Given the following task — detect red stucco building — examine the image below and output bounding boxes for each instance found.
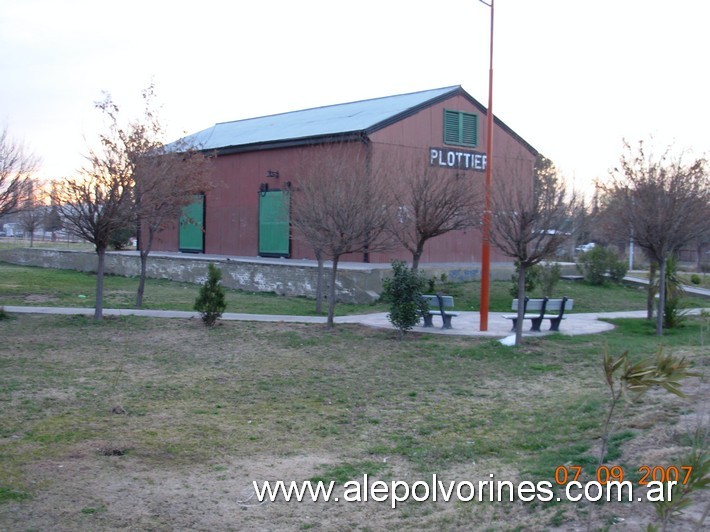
[152,86,537,264]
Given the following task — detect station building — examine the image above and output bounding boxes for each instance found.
[151,85,538,264]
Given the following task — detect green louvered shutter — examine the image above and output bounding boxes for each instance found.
[443,110,459,144]
[461,113,478,146]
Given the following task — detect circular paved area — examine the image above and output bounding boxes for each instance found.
[4,306,688,339]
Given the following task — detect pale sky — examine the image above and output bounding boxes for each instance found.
[1,0,708,193]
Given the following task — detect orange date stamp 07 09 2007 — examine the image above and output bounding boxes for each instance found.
[553,465,694,487]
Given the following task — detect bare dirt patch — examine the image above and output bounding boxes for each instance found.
[23,294,59,304]
[0,315,707,530]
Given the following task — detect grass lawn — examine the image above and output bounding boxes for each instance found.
[438,275,710,313]
[0,310,708,530]
[0,262,385,316]
[630,269,710,290]
[0,239,95,252]
[2,262,708,317]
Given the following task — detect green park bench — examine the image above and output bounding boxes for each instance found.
[421,293,457,329]
[504,296,573,332]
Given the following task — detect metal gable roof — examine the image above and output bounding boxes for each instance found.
[177,85,462,152]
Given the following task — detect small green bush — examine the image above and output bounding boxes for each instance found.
[608,258,628,284]
[509,262,540,297]
[194,264,227,327]
[690,273,701,285]
[381,261,427,339]
[109,225,136,251]
[576,246,627,285]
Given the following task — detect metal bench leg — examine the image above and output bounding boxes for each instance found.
[549,318,561,331]
[530,318,543,332]
[422,314,434,327]
[442,314,453,329]
[510,318,517,331]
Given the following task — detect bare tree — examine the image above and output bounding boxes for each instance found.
[18,179,45,247]
[134,149,212,306]
[387,159,483,271]
[291,144,393,328]
[489,154,581,345]
[691,228,710,272]
[599,140,710,335]
[43,184,64,241]
[74,86,212,307]
[52,100,135,320]
[0,126,39,217]
[125,86,213,307]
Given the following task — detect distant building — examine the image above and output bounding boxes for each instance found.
[151,86,537,264]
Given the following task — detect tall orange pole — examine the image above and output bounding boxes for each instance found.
[479,0,494,331]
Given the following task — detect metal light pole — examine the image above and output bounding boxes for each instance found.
[479,0,494,331]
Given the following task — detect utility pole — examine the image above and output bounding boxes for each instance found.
[479,0,494,331]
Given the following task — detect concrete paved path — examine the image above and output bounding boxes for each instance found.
[6,305,705,339]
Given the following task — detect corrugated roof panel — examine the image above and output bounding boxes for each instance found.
[178,86,461,151]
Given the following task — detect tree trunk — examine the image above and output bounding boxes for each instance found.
[646,262,657,320]
[698,242,706,272]
[94,246,106,320]
[29,231,34,247]
[315,251,324,314]
[411,242,425,272]
[136,227,154,308]
[656,257,667,336]
[326,256,340,329]
[515,263,527,345]
[137,250,148,308]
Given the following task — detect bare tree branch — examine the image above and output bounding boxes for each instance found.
[52,94,136,320]
[17,179,45,247]
[129,85,214,306]
[0,126,39,217]
[489,154,582,344]
[291,144,394,327]
[598,140,710,335]
[387,158,483,270]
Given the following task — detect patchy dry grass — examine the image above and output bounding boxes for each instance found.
[0,315,707,530]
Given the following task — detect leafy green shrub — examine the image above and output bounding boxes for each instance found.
[109,225,135,251]
[381,260,427,339]
[426,276,436,293]
[690,274,701,285]
[608,258,629,283]
[509,261,540,297]
[425,273,449,293]
[576,246,627,285]
[538,262,561,297]
[194,264,227,327]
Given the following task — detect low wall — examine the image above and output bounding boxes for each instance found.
[0,248,392,304]
[0,248,537,304]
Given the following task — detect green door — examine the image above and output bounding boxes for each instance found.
[258,190,290,257]
[179,194,205,253]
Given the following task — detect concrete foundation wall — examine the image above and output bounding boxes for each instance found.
[0,248,542,304]
[0,248,389,304]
